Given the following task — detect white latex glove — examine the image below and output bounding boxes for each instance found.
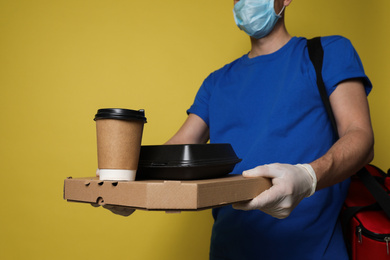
[93,169,135,217]
[233,163,317,219]
[102,205,135,216]
[91,203,135,216]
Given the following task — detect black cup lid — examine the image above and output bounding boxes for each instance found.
[94,108,147,122]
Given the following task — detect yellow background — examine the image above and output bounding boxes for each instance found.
[1,0,389,259]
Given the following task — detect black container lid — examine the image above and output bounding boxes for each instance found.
[138,144,241,166]
[94,108,147,122]
[137,144,242,180]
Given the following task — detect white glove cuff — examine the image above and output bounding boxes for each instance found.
[297,164,317,197]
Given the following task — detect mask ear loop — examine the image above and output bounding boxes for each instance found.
[277,5,286,17]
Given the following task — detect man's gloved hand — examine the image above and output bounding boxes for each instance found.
[94,204,135,216]
[92,169,135,217]
[233,163,317,219]
[91,203,135,216]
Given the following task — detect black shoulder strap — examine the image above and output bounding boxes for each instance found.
[306,37,339,137]
[307,37,390,219]
[357,166,390,218]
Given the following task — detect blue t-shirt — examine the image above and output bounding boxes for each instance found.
[187,36,372,260]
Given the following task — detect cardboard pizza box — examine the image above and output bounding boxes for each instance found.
[64,174,271,211]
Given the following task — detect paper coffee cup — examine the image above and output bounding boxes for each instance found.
[94,108,147,181]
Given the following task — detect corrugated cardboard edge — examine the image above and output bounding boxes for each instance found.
[64,175,271,211]
[196,176,270,208]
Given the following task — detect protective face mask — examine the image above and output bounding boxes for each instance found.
[233,0,285,39]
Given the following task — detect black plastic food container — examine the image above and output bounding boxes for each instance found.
[137,144,242,180]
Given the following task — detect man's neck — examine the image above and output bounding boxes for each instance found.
[248,21,292,58]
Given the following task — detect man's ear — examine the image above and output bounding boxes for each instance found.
[284,0,293,7]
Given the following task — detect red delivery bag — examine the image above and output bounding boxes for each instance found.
[341,164,390,260]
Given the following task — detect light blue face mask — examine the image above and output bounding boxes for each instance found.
[233,0,285,39]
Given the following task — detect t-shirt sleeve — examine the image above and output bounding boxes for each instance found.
[321,36,372,96]
[186,73,214,126]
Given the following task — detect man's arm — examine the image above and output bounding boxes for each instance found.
[311,79,374,190]
[166,113,210,144]
[233,79,374,219]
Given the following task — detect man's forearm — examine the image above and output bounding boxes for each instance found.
[165,114,209,145]
[310,126,374,191]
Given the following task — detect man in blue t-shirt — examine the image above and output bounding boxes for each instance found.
[166,0,374,259]
[99,0,374,258]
